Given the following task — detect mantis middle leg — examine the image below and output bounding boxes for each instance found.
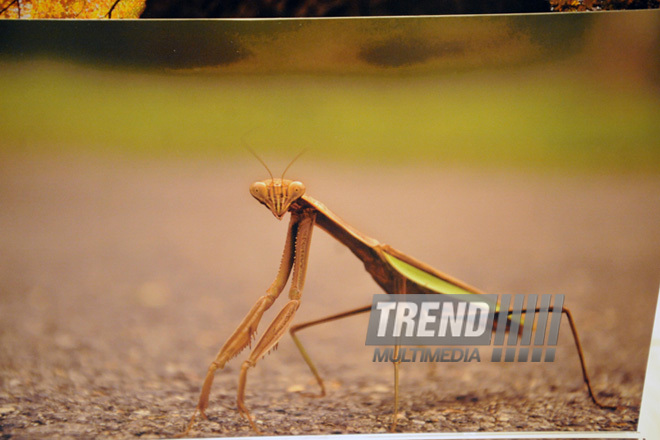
[289,304,373,397]
[289,278,408,432]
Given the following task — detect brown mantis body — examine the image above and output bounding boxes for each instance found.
[183,174,615,436]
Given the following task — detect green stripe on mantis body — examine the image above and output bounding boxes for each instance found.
[382,251,479,297]
[382,250,524,326]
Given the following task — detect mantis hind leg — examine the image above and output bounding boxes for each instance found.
[557,306,616,410]
[506,305,617,410]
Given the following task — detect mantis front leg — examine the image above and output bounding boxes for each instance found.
[184,209,314,434]
[236,208,316,432]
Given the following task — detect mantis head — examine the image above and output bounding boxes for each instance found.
[250,179,306,219]
[247,149,308,219]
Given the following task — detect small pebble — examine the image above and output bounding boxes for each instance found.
[0,405,17,415]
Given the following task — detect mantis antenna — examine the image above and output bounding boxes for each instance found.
[246,147,307,181]
[245,147,274,181]
[281,149,307,180]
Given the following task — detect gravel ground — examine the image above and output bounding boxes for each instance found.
[0,154,658,439]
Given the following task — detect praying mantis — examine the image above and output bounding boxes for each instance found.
[183,156,616,436]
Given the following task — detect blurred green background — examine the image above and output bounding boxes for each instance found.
[0,12,659,172]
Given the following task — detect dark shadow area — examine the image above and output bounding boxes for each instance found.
[0,21,250,69]
[140,0,551,18]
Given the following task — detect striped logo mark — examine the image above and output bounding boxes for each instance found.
[490,294,564,363]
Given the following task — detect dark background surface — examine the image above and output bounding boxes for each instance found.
[140,0,551,18]
[139,0,658,17]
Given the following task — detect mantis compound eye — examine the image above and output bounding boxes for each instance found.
[288,181,305,198]
[250,182,269,200]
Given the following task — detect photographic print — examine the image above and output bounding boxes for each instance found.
[0,11,659,438]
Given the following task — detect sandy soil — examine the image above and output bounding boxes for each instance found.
[0,154,658,439]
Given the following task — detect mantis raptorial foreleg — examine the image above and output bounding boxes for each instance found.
[184,211,305,435]
[235,209,316,432]
[237,300,301,433]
